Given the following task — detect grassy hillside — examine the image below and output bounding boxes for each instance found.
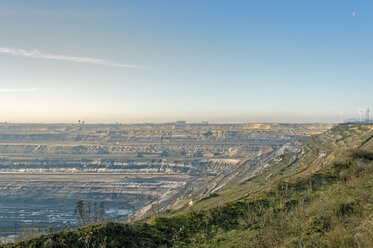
[3,124,373,248]
[170,124,373,214]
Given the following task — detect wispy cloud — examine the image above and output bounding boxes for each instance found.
[0,88,41,92]
[0,47,146,69]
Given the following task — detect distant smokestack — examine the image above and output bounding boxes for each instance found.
[359,108,364,122]
[367,108,370,123]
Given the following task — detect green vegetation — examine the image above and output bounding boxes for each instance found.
[74,201,106,227]
[3,124,373,248]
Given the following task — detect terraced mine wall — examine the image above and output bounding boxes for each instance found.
[0,123,332,238]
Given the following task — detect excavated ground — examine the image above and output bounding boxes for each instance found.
[0,123,331,237]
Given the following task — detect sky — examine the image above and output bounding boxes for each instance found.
[0,0,372,123]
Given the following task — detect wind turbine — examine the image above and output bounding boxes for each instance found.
[359,108,364,122]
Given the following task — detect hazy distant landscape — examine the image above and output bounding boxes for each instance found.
[0,122,331,238]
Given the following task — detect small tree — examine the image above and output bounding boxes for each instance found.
[99,202,105,223]
[47,225,53,234]
[93,202,98,223]
[74,200,86,226]
[87,202,92,225]
[74,200,106,227]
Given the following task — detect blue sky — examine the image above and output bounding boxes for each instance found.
[0,0,372,123]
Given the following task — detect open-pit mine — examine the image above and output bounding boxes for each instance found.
[0,122,332,238]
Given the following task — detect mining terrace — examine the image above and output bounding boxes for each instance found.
[0,122,332,236]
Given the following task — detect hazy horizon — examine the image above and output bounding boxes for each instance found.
[1,1,372,123]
